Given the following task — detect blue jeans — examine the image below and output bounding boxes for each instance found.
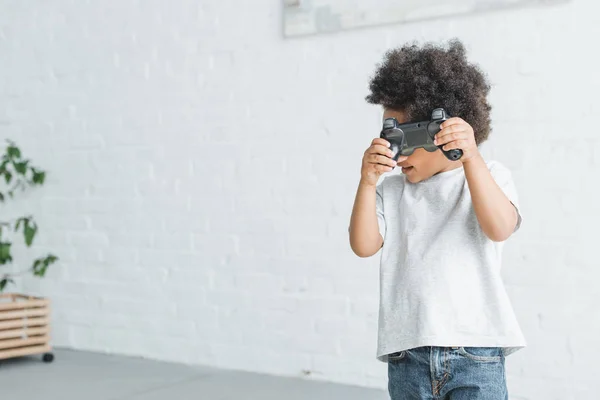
[387,346,508,400]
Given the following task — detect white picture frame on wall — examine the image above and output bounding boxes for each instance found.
[283,0,569,37]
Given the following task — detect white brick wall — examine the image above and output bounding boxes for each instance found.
[1,0,598,398]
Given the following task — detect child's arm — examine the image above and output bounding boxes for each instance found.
[463,155,519,241]
[434,118,519,242]
[349,138,401,257]
[349,182,383,257]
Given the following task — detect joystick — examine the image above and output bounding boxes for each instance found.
[380,108,463,162]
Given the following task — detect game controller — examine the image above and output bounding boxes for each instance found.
[380,108,463,162]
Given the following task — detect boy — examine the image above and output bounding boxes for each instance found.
[349,39,526,400]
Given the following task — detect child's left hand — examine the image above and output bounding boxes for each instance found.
[433,117,480,163]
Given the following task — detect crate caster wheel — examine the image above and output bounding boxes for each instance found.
[43,353,54,363]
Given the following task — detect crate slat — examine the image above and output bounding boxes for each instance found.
[0,335,50,350]
[0,308,49,321]
[0,293,44,301]
[0,299,49,312]
[0,326,50,340]
[0,317,49,331]
[0,344,51,360]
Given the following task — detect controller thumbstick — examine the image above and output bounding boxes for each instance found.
[448,149,463,160]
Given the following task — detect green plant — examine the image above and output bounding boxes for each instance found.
[0,140,58,292]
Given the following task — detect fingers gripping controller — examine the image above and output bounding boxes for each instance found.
[380,108,463,161]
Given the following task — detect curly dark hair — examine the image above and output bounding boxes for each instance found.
[365,39,492,145]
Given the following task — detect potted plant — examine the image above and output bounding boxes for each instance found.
[0,140,58,363]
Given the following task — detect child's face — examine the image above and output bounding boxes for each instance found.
[383,108,460,183]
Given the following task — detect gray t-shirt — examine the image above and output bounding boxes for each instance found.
[375,160,526,362]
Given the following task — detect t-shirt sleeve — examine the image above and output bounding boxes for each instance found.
[489,161,523,233]
[376,183,386,241]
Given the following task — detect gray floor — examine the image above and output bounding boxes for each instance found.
[0,349,389,400]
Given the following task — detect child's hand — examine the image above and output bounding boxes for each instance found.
[360,138,407,187]
[433,118,480,163]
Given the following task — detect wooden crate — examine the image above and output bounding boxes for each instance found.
[0,293,54,362]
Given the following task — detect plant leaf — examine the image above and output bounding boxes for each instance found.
[31,169,46,185]
[13,160,28,175]
[15,217,27,232]
[32,259,43,275]
[3,170,11,184]
[32,254,58,277]
[0,242,12,265]
[24,221,37,246]
[6,143,20,159]
[0,278,14,292]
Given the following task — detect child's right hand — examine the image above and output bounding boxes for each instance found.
[360,138,406,187]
